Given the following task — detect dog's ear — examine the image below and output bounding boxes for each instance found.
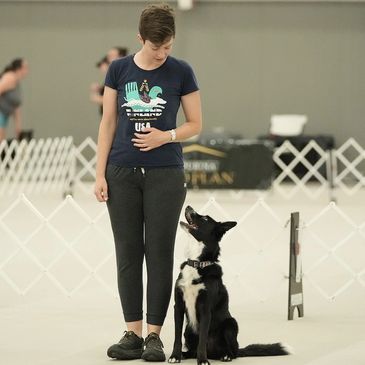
[216,221,237,236]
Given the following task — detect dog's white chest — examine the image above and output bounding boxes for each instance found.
[177,265,205,333]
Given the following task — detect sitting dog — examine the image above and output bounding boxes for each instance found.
[168,206,291,365]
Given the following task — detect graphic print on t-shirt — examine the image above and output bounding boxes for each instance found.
[121,80,166,132]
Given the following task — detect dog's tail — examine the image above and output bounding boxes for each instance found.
[238,343,292,357]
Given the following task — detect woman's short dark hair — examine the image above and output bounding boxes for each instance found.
[139,4,175,45]
[96,56,109,68]
[1,58,24,77]
[113,47,128,57]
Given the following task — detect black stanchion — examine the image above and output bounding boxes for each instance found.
[288,212,304,320]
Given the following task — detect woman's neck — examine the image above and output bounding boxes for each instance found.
[13,70,22,82]
[134,51,165,71]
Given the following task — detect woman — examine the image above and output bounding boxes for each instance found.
[0,58,29,142]
[94,3,202,362]
[90,56,109,116]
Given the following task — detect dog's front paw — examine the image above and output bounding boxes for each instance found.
[220,355,232,362]
[168,354,182,363]
[197,360,210,365]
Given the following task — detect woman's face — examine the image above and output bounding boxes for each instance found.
[140,37,174,65]
[107,48,120,63]
[19,61,29,79]
[99,62,109,74]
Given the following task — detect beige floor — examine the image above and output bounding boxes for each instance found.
[1,188,364,365]
[1,287,364,365]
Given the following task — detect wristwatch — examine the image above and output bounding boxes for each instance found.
[169,129,176,141]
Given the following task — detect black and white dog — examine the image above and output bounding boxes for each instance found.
[168,206,291,365]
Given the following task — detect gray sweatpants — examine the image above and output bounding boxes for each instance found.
[106,165,186,326]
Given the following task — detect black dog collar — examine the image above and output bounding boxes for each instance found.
[187,259,214,269]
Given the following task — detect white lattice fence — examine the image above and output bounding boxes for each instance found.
[333,138,365,195]
[0,194,114,297]
[71,137,97,195]
[1,137,365,200]
[1,195,364,303]
[303,202,365,300]
[272,140,331,199]
[68,137,365,200]
[0,137,74,196]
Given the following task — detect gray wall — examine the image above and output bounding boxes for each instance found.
[1,1,364,146]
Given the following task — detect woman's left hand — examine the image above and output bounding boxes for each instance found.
[132,127,171,151]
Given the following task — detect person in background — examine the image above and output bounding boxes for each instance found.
[107,46,128,63]
[90,56,109,116]
[0,58,29,142]
[90,48,128,115]
[94,3,202,362]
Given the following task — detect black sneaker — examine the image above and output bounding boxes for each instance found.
[107,330,144,360]
[141,332,166,362]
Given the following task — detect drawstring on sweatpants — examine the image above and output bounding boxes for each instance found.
[133,167,145,176]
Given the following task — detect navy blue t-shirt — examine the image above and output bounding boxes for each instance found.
[104,55,199,168]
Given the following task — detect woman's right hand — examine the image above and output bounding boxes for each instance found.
[94,176,109,202]
[90,82,100,92]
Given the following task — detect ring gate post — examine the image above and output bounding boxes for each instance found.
[327,148,337,203]
[288,212,304,320]
[63,143,76,198]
